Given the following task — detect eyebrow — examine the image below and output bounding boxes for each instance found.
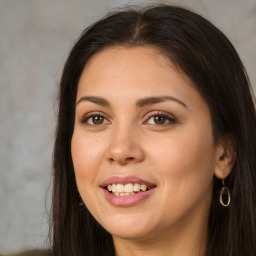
[76,96,110,107]
[135,96,187,108]
[76,95,187,108]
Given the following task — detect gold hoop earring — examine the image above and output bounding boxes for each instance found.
[219,179,231,207]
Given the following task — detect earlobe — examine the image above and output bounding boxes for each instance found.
[214,136,236,179]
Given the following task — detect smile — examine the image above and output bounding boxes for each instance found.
[101,176,156,206]
[106,183,152,196]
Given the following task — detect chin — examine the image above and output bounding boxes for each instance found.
[109,228,152,241]
[100,215,157,240]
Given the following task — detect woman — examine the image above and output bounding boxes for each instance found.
[49,4,256,256]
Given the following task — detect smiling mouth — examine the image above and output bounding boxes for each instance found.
[105,183,154,196]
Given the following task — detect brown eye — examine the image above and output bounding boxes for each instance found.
[146,112,177,126]
[153,116,166,125]
[82,114,110,126]
[91,116,104,125]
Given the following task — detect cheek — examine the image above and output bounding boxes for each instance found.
[153,123,215,168]
[146,129,215,226]
[71,132,104,194]
[71,132,112,222]
[149,127,216,199]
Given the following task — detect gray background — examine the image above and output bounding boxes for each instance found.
[0,0,255,254]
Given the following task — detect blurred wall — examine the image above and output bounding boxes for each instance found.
[0,0,255,254]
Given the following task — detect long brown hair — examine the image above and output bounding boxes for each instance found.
[49,5,256,256]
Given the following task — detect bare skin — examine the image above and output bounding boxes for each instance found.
[71,46,235,256]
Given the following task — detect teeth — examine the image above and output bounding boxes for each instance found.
[134,183,141,192]
[117,184,124,192]
[112,192,135,196]
[112,184,117,192]
[140,184,147,191]
[125,183,133,192]
[107,183,152,194]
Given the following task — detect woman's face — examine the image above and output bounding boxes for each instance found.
[71,46,219,241]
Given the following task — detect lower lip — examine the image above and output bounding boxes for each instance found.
[102,188,156,207]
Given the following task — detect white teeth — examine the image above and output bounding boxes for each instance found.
[112,192,135,196]
[124,183,133,193]
[140,184,147,191]
[112,184,117,192]
[107,183,152,195]
[134,183,141,192]
[117,184,124,192]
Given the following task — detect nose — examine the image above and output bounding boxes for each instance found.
[106,125,145,166]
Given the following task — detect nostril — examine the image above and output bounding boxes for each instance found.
[125,157,135,161]
[108,156,135,165]
[109,157,115,162]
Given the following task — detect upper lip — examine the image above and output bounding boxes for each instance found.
[100,176,156,188]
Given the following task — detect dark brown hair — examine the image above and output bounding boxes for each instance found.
[49,5,256,256]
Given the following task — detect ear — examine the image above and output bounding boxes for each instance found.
[214,135,236,179]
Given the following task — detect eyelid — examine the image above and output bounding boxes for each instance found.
[80,111,110,125]
[143,110,177,125]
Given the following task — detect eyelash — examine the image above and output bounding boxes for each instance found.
[145,111,177,126]
[81,112,109,126]
[80,111,177,127]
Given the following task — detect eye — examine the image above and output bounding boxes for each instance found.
[81,113,110,126]
[145,111,177,126]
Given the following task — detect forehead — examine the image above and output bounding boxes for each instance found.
[84,46,174,71]
[77,46,194,96]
